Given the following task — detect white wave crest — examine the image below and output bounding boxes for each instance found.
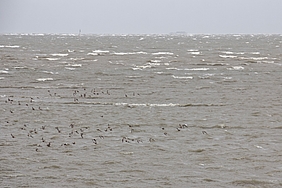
[50,53,68,57]
[227,66,244,70]
[219,55,237,58]
[114,102,179,107]
[188,52,201,55]
[172,75,193,79]
[152,52,174,55]
[46,58,60,61]
[185,68,210,71]
[36,78,54,82]
[65,67,76,70]
[0,70,9,74]
[0,45,20,48]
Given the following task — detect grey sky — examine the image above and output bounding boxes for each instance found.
[1,0,282,34]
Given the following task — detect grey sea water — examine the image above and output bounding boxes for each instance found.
[1,34,282,187]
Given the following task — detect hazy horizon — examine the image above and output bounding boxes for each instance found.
[1,0,282,35]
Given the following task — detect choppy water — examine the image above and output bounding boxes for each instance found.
[1,34,282,187]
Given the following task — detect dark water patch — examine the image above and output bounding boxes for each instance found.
[188,148,205,153]
[43,165,61,169]
[231,179,277,187]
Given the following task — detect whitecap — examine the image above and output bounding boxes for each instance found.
[156,56,168,60]
[132,67,142,70]
[146,62,160,66]
[250,57,268,60]
[172,75,193,79]
[14,66,28,69]
[114,102,179,107]
[71,64,82,67]
[134,65,152,69]
[261,61,275,64]
[112,52,135,55]
[187,49,199,52]
[33,33,45,36]
[65,63,82,67]
[93,50,109,53]
[149,60,161,63]
[87,52,98,56]
[250,52,260,55]
[46,58,60,61]
[188,52,201,55]
[36,78,54,82]
[166,67,178,70]
[199,73,215,79]
[112,52,127,55]
[65,67,76,70]
[221,51,234,54]
[239,57,269,61]
[69,57,85,61]
[219,55,237,58]
[152,52,174,55]
[35,54,47,58]
[0,45,20,48]
[113,102,221,107]
[255,145,263,149]
[50,53,68,57]
[133,62,160,69]
[185,68,210,71]
[136,51,148,54]
[87,50,109,56]
[155,72,164,74]
[0,77,4,80]
[0,70,9,74]
[232,66,244,70]
[149,103,178,107]
[221,51,245,55]
[125,75,142,78]
[205,73,215,76]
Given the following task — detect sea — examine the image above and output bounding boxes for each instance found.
[1,33,282,187]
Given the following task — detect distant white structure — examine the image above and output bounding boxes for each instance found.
[170,31,187,35]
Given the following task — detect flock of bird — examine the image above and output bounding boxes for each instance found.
[3,86,208,153]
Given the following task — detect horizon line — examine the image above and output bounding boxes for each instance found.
[1,32,282,36]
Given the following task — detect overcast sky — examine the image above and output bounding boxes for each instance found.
[1,0,282,34]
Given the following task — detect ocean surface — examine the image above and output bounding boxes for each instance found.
[1,34,282,187]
